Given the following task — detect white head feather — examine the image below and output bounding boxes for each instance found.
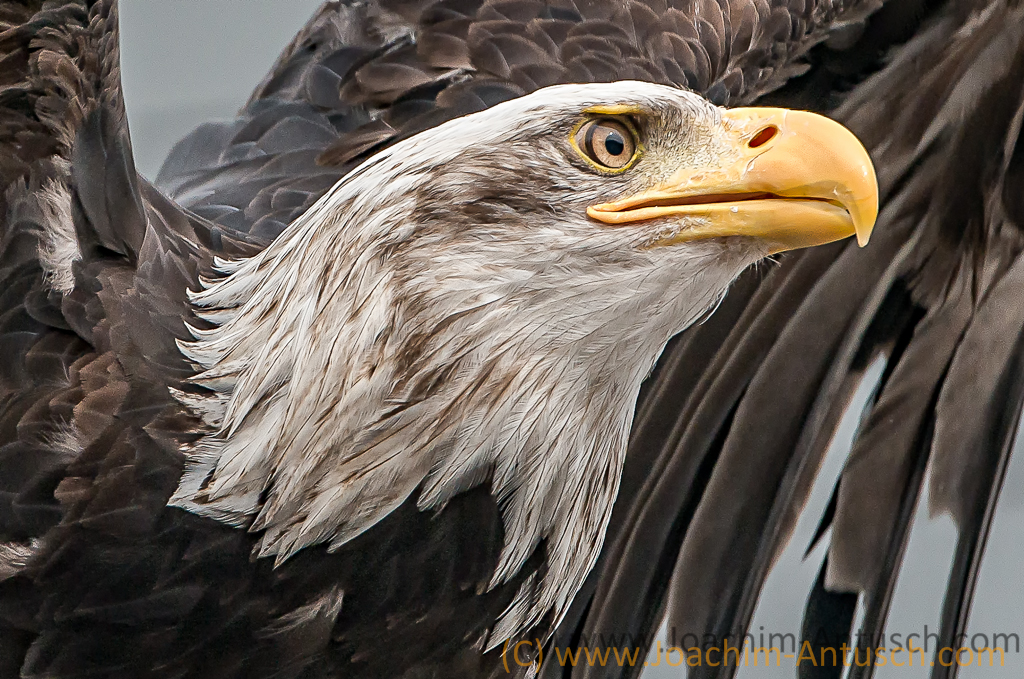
[170,81,768,642]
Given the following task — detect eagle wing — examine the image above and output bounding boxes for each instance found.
[0,3,293,675]
[154,0,873,237]
[572,3,1024,679]
[1,4,543,678]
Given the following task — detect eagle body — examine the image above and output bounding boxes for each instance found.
[0,59,759,678]
[2,0,1021,678]
[0,3,875,673]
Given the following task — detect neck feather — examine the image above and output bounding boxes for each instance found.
[170,159,755,642]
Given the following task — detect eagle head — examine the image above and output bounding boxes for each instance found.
[170,81,877,642]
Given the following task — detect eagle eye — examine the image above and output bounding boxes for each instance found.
[573,117,640,172]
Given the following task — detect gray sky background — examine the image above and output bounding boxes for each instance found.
[120,0,323,178]
[117,3,1024,677]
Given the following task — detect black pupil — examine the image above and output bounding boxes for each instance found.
[604,130,625,156]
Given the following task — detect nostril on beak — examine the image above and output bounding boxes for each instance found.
[748,126,778,148]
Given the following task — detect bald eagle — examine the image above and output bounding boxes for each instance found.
[0,1,1016,679]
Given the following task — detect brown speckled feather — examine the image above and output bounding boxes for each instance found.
[156,0,871,240]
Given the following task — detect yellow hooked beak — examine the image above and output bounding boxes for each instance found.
[586,108,878,253]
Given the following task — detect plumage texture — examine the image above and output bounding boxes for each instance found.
[1,0,1021,678]
[561,3,1024,679]
[168,82,762,642]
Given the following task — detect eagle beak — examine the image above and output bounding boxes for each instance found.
[586,108,878,253]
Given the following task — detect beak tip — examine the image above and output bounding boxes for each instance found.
[854,218,873,247]
[850,193,878,248]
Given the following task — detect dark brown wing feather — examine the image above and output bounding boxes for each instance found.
[154,0,870,238]
[583,2,1024,679]
[0,4,531,678]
